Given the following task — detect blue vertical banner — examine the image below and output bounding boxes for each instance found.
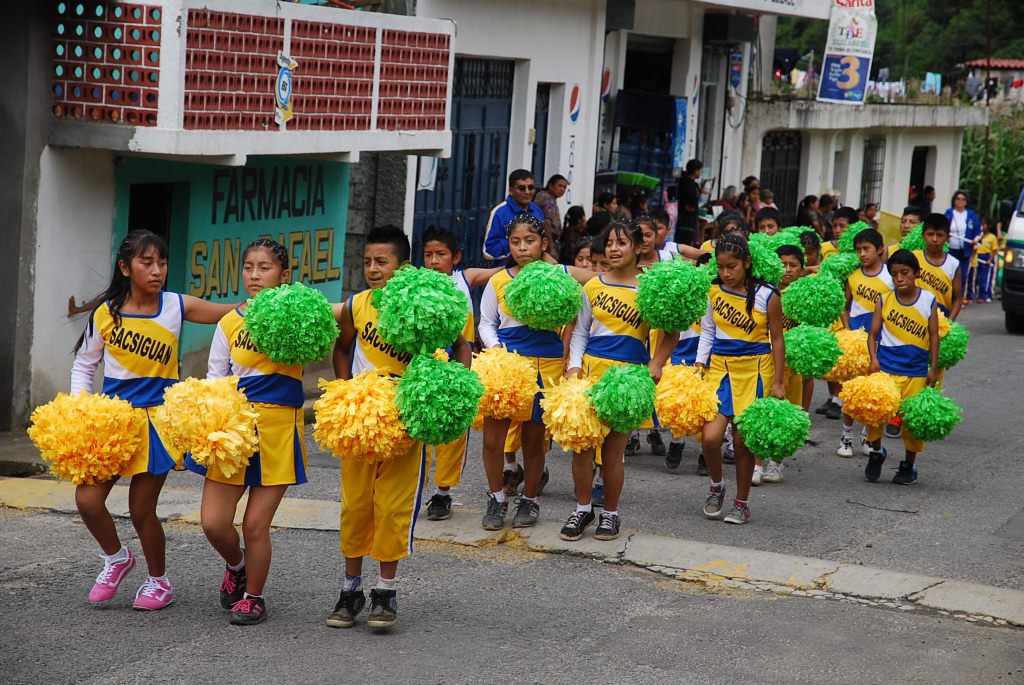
[817,0,877,105]
[673,97,687,171]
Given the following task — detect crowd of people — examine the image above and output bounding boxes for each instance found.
[57,163,982,634]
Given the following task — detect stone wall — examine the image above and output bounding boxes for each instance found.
[343,152,409,297]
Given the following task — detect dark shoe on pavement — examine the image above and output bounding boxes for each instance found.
[220,565,247,609]
[594,512,621,541]
[230,595,267,626]
[367,589,397,630]
[696,453,709,477]
[824,401,842,420]
[502,466,524,497]
[647,430,667,456]
[559,509,596,541]
[865,446,888,482]
[481,494,508,530]
[425,493,453,521]
[814,398,832,415]
[326,590,366,628]
[892,460,918,485]
[665,440,684,469]
[511,497,540,528]
[625,431,641,456]
[537,466,550,495]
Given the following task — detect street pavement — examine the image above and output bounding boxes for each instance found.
[2,301,1023,684]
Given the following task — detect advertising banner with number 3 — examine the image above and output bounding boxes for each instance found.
[817,0,877,105]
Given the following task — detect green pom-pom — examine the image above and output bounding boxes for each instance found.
[898,224,950,254]
[504,261,582,330]
[763,226,807,253]
[748,234,785,285]
[585,364,655,434]
[836,221,872,254]
[938,322,970,370]
[901,386,962,442]
[244,282,338,365]
[373,266,469,356]
[781,277,845,328]
[783,325,841,378]
[637,260,711,332]
[395,354,483,445]
[734,397,810,462]
[819,252,861,282]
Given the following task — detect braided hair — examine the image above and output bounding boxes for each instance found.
[714,233,764,316]
[243,238,290,270]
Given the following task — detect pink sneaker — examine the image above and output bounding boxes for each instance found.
[132,577,174,611]
[88,550,137,604]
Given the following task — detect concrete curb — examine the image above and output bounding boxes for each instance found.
[1,477,1020,628]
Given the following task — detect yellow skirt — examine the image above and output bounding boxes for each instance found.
[120,407,183,478]
[185,405,307,487]
[706,353,776,418]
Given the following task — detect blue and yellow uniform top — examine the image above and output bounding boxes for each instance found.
[452,269,475,342]
[877,289,936,377]
[208,308,303,406]
[70,291,182,407]
[847,265,893,331]
[478,267,564,359]
[696,283,775,362]
[670,323,701,366]
[912,250,959,315]
[348,289,413,376]
[568,276,651,369]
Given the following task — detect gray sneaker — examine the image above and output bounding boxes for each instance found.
[763,461,784,483]
[703,486,726,518]
[481,495,507,530]
[511,497,540,528]
[723,502,751,525]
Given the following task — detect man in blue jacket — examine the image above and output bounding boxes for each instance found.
[482,169,545,261]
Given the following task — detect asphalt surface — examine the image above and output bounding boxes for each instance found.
[2,508,1022,685]
[148,301,1023,591]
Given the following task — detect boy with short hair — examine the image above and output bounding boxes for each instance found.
[754,207,782,236]
[865,249,939,485]
[887,205,924,258]
[820,206,859,261]
[327,225,471,631]
[837,229,892,458]
[420,226,502,520]
[912,213,963,320]
[589,228,612,273]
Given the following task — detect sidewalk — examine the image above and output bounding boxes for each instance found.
[1,477,1020,628]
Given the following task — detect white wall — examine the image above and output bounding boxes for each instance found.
[416,0,605,210]
[31,147,116,405]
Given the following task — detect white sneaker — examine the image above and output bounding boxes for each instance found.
[763,461,784,483]
[860,436,871,456]
[837,436,854,458]
[751,465,764,486]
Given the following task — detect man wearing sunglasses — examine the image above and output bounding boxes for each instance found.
[483,169,546,261]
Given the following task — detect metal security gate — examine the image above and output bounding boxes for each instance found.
[531,83,550,184]
[760,131,802,224]
[412,58,514,267]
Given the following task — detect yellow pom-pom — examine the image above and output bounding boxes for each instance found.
[540,375,609,452]
[838,372,902,427]
[432,348,451,362]
[313,371,412,462]
[158,377,259,478]
[937,310,951,339]
[823,329,871,383]
[472,347,537,421]
[655,365,720,438]
[27,392,143,485]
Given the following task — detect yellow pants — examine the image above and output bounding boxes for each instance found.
[706,353,776,418]
[867,374,927,453]
[426,431,468,490]
[340,441,427,563]
[784,368,804,407]
[503,422,522,454]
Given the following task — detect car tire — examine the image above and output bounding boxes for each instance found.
[1006,311,1024,334]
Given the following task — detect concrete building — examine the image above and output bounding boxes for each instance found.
[3,0,455,430]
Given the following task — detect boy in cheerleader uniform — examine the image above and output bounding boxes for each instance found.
[326,225,471,631]
[913,213,963,320]
[865,250,939,485]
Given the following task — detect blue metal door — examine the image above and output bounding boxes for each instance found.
[413,58,514,267]
[531,83,550,184]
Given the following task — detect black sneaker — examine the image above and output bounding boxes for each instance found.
[367,589,397,630]
[229,595,267,626]
[425,493,453,521]
[647,430,667,456]
[696,453,709,477]
[326,590,366,628]
[481,494,507,531]
[502,466,524,497]
[220,565,247,609]
[892,460,918,485]
[559,509,596,541]
[594,512,621,540]
[824,401,842,420]
[511,497,540,528]
[864,446,888,482]
[814,398,833,415]
[538,466,550,496]
[625,432,641,456]
[665,441,684,469]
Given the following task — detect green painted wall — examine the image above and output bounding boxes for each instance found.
[114,157,350,353]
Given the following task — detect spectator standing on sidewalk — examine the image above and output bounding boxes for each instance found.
[534,174,568,257]
[676,159,703,247]
[482,169,545,262]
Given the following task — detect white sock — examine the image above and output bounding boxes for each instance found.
[148,574,168,583]
[243,591,262,599]
[576,502,593,513]
[491,490,507,504]
[603,510,619,518]
[434,487,449,497]
[832,395,843,406]
[103,546,129,563]
[842,426,853,440]
[227,556,245,572]
[521,495,537,503]
[376,577,398,592]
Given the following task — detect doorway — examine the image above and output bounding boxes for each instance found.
[760,131,803,223]
[128,181,190,293]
